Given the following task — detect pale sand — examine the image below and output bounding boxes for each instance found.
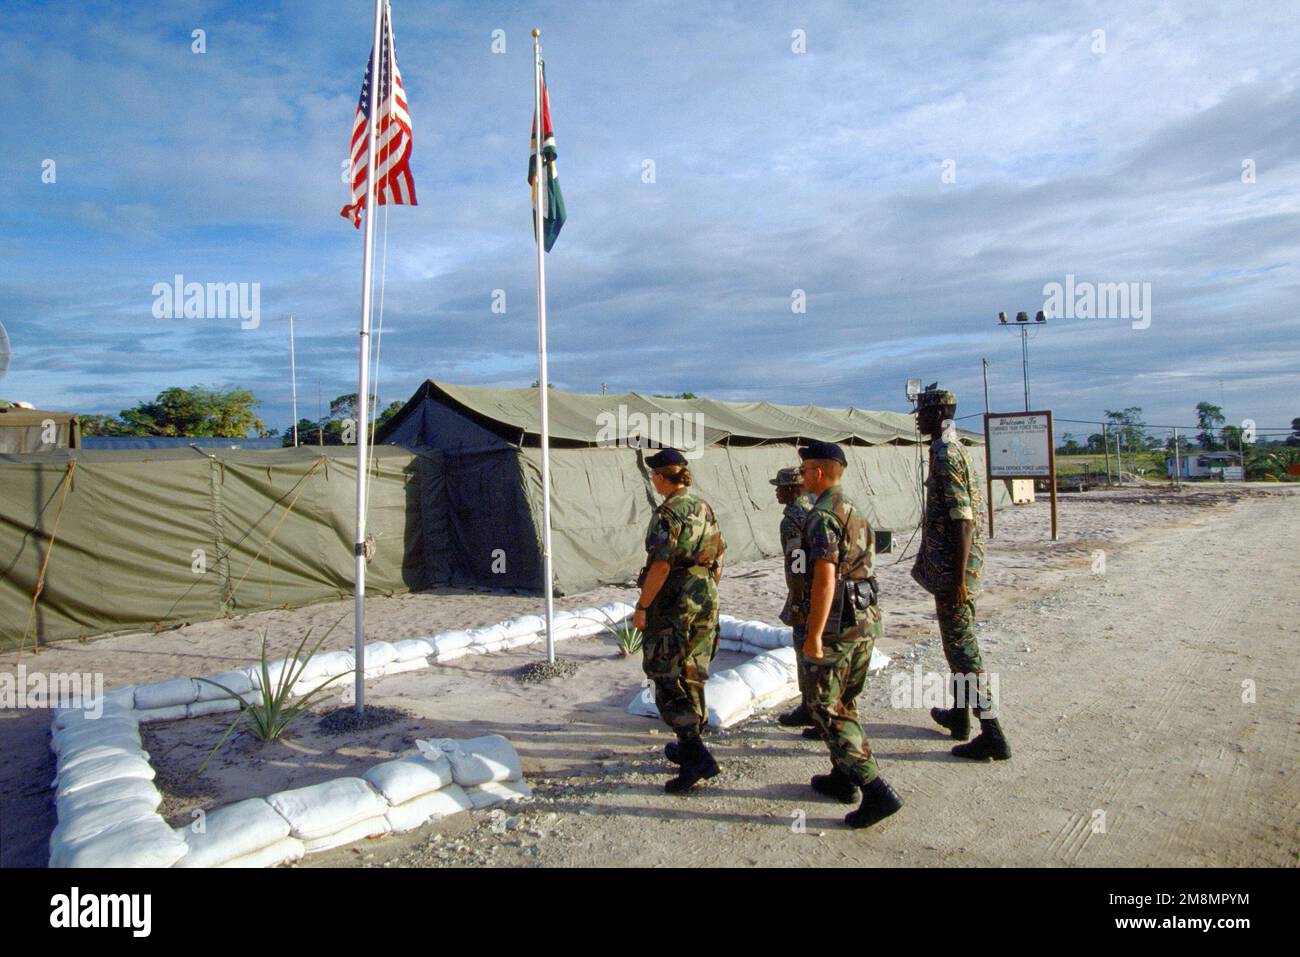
[2,483,1294,867]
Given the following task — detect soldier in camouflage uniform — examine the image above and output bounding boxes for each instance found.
[911,387,1011,761]
[771,466,818,731]
[797,440,903,829]
[633,448,727,793]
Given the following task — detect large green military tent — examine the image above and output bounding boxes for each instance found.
[377,381,1008,596]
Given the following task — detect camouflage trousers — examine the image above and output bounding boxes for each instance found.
[791,624,811,705]
[935,597,995,714]
[642,575,719,735]
[803,618,881,786]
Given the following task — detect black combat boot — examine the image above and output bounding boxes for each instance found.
[664,733,720,794]
[844,776,903,829]
[951,717,1011,761]
[777,703,815,727]
[810,766,858,804]
[801,726,824,740]
[930,675,971,740]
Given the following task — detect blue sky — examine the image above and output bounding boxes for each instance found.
[2,0,1298,441]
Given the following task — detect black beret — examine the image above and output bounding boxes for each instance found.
[645,448,688,469]
[797,440,847,466]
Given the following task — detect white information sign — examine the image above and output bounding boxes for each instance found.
[987,413,1052,478]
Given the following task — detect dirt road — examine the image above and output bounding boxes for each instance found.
[311,488,1298,868]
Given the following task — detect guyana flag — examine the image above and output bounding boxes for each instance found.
[528,62,566,252]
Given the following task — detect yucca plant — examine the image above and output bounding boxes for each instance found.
[579,613,643,656]
[195,620,352,773]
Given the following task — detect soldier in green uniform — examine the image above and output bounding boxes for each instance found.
[798,440,903,829]
[632,448,727,793]
[911,387,1011,761]
[771,466,818,732]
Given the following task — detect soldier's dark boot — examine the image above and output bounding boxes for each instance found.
[801,726,824,740]
[951,717,1011,761]
[930,675,971,740]
[930,703,970,740]
[664,740,682,765]
[810,766,858,804]
[664,734,720,794]
[777,703,815,727]
[844,776,903,829]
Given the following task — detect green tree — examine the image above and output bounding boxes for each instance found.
[116,386,267,437]
[1195,402,1225,450]
[1104,407,1146,452]
[282,395,398,447]
[1288,416,1300,447]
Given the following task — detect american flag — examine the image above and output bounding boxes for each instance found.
[341,3,416,228]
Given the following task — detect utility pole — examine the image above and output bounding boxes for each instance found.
[1103,422,1113,485]
[981,358,990,415]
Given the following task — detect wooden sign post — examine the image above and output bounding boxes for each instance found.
[984,410,1058,541]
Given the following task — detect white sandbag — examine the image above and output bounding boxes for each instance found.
[51,796,160,847]
[266,777,388,841]
[418,734,522,787]
[390,638,434,662]
[55,744,149,783]
[465,778,532,809]
[432,645,469,664]
[734,654,797,708]
[601,601,636,620]
[385,784,474,833]
[51,815,188,868]
[137,704,190,724]
[705,671,754,728]
[57,777,162,816]
[51,716,141,757]
[133,677,199,711]
[361,642,400,669]
[52,693,133,729]
[498,633,540,650]
[868,647,891,674]
[429,630,474,660]
[54,752,155,798]
[217,835,305,868]
[173,798,292,868]
[718,638,744,653]
[718,615,745,640]
[297,650,356,682]
[627,686,660,717]
[740,621,789,650]
[363,656,428,679]
[363,753,455,805]
[501,614,545,639]
[302,815,390,853]
[767,645,798,668]
[242,658,300,693]
[187,698,242,718]
[193,670,255,702]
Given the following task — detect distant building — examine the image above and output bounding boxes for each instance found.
[1167,450,1243,480]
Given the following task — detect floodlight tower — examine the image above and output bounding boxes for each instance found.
[997,310,1047,411]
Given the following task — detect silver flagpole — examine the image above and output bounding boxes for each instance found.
[354,0,385,713]
[532,28,556,665]
[289,314,298,447]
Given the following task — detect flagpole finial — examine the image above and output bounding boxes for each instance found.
[532,28,540,38]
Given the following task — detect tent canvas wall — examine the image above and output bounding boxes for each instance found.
[378,380,1010,596]
[0,446,442,648]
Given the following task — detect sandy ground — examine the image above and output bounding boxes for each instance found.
[2,483,1296,867]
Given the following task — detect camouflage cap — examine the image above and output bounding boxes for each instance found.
[769,466,804,487]
[917,386,957,409]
